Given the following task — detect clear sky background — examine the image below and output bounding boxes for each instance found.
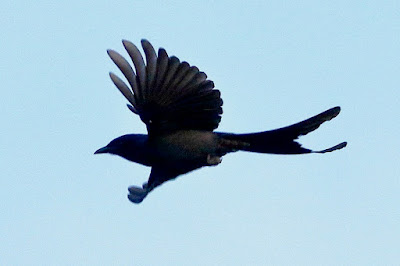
[1,1,399,265]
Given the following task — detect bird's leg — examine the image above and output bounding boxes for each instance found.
[127,185,148,204]
[127,180,161,204]
[207,154,222,166]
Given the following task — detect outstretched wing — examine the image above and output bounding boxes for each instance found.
[107,39,223,136]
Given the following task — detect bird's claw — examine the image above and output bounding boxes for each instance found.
[127,185,148,204]
[207,154,222,165]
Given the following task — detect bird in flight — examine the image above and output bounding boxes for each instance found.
[95,39,347,204]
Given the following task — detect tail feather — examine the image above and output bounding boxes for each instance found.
[218,107,346,154]
[313,141,347,153]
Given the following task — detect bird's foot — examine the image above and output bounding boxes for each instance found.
[127,185,148,204]
[207,154,222,166]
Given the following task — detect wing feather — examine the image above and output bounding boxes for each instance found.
[141,40,157,96]
[154,48,169,91]
[109,72,137,112]
[175,66,199,91]
[108,39,223,135]
[123,40,147,101]
[160,56,180,92]
[166,61,190,93]
[107,50,140,100]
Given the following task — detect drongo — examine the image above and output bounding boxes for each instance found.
[95,39,347,204]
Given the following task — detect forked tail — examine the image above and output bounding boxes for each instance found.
[218,107,347,154]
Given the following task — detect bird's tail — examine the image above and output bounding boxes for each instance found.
[217,107,347,154]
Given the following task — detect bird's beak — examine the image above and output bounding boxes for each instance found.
[94,146,110,154]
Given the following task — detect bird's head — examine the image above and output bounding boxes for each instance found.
[94,134,148,163]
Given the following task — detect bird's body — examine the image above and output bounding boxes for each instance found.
[95,39,347,203]
[103,131,219,166]
[151,130,219,163]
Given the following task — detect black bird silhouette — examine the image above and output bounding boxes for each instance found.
[95,39,347,204]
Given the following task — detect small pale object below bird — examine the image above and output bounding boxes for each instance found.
[95,39,347,204]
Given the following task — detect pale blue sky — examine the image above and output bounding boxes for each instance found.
[1,1,399,265]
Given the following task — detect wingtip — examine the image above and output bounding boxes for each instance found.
[106,49,115,57]
[127,104,139,114]
[141,38,150,45]
[107,49,123,63]
[141,39,156,55]
[158,47,168,56]
[122,39,135,49]
[108,71,117,80]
